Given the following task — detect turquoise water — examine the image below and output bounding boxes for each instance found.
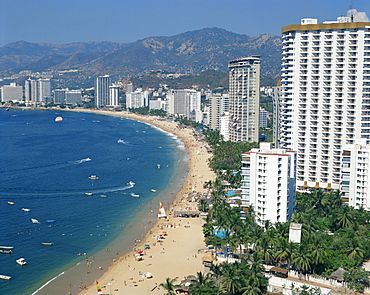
[0,108,188,295]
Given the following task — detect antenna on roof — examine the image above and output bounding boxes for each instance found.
[349,0,354,22]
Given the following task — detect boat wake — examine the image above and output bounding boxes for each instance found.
[73,158,92,164]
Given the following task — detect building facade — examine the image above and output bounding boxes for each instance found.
[280,16,370,190]
[341,139,370,209]
[1,83,22,102]
[228,56,261,142]
[167,89,202,122]
[241,143,297,225]
[95,75,111,108]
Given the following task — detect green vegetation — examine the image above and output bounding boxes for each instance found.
[128,106,167,117]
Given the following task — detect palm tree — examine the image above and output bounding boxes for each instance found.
[219,263,243,294]
[159,277,181,295]
[240,285,262,295]
[292,246,312,274]
[188,272,217,295]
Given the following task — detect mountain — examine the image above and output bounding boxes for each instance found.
[0,28,281,79]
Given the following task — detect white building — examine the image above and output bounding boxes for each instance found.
[126,88,149,109]
[149,97,167,111]
[109,85,120,107]
[24,78,51,103]
[229,56,260,142]
[241,142,296,225]
[167,89,202,122]
[341,139,370,209]
[95,75,111,108]
[220,112,230,141]
[209,93,229,130]
[272,86,282,148]
[280,16,370,190]
[1,83,22,102]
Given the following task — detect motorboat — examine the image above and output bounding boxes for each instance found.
[128,181,135,186]
[21,208,30,212]
[85,192,93,196]
[151,189,157,193]
[0,246,14,250]
[157,164,161,169]
[31,218,40,224]
[0,249,12,254]
[131,193,140,197]
[46,220,55,223]
[55,116,63,122]
[100,195,107,198]
[16,258,27,266]
[7,202,15,205]
[0,275,11,280]
[41,242,53,246]
[88,175,99,180]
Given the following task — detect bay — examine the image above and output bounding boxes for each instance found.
[0,108,188,295]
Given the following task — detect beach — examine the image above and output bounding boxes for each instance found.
[69,110,215,295]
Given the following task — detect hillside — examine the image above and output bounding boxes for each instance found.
[0,28,281,83]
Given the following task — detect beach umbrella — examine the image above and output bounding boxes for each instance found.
[96,281,103,295]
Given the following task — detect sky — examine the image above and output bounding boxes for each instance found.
[0,0,370,46]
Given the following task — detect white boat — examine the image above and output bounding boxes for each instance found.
[0,246,14,250]
[157,202,167,219]
[157,164,161,169]
[41,242,53,246]
[128,181,135,186]
[88,175,99,180]
[85,192,93,196]
[21,208,30,212]
[131,193,140,197]
[7,201,15,205]
[151,189,157,193]
[55,116,63,122]
[31,218,40,224]
[16,258,27,266]
[0,275,11,280]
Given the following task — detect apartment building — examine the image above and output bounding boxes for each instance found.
[228,56,260,142]
[280,16,370,190]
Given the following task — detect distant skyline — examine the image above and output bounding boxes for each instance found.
[0,0,369,47]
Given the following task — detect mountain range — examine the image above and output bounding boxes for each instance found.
[0,27,281,80]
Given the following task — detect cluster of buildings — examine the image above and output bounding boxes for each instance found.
[239,15,370,225]
[2,13,370,226]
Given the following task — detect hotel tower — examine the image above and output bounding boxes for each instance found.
[280,16,370,190]
[228,56,260,142]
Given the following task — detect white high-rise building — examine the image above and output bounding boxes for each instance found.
[241,142,297,225]
[95,75,111,108]
[126,88,149,109]
[272,86,282,148]
[280,16,370,190]
[24,78,51,103]
[38,79,51,103]
[209,93,229,130]
[167,89,202,122]
[228,56,260,142]
[220,112,230,141]
[341,139,370,210]
[259,107,268,128]
[1,83,22,102]
[109,85,120,107]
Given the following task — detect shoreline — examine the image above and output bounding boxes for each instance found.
[62,109,215,294]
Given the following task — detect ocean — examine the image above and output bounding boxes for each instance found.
[0,108,188,295]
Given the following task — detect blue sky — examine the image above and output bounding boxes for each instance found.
[0,0,369,46]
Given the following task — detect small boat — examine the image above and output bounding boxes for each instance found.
[0,249,12,254]
[131,193,140,197]
[85,193,93,196]
[21,208,30,212]
[46,220,55,223]
[157,164,161,169]
[157,202,167,220]
[16,258,27,265]
[41,242,53,246]
[55,116,63,122]
[0,275,11,280]
[128,181,135,186]
[31,218,40,224]
[88,175,99,180]
[0,246,14,250]
[100,195,107,198]
[117,139,127,144]
[151,189,157,193]
[7,202,15,205]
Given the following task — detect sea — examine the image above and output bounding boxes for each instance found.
[0,108,189,295]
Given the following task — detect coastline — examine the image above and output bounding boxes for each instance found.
[63,109,216,294]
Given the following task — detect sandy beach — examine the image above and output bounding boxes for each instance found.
[68,110,216,295]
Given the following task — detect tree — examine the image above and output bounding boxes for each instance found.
[188,272,218,295]
[159,277,181,295]
[344,268,370,293]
